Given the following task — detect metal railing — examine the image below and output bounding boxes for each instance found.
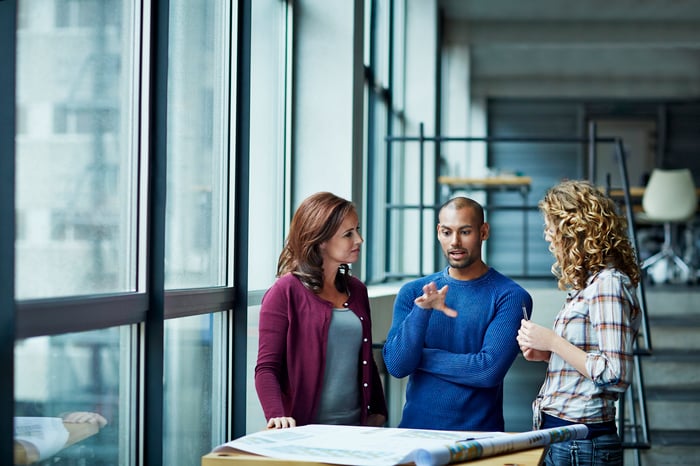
[384,123,652,462]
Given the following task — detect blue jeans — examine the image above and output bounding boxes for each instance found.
[543,433,622,466]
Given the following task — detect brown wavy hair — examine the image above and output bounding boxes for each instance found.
[539,180,641,291]
[277,192,355,293]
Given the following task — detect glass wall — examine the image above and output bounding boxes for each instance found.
[162,0,233,462]
[165,0,230,290]
[164,313,226,466]
[15,0,136,300]
[14,0,138,464]
[10,0,241,464]
[245,0,292,433]
[5,0,403,463]
[365,0,406,283]
[15,327,134,465]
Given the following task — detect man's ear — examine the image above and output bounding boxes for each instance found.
[481,222,490,241]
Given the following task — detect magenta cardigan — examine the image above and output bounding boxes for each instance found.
[254,273,387,426]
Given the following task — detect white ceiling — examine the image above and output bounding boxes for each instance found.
[437,0,700,98]
[438,0,700,22]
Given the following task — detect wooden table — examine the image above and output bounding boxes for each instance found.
[14,421,100,465]
[202,447,545,466]
[609,186,700,198]
[438,176,532,192]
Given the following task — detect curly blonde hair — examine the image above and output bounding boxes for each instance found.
[539,180,641,291]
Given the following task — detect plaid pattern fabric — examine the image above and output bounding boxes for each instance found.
[534,269,641,427]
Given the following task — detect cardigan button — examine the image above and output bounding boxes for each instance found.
[362,360,367,365]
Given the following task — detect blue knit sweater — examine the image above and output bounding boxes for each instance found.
[383,267,532,431]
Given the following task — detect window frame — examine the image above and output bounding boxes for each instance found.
[0,1,18,463]
[3,1,253,465]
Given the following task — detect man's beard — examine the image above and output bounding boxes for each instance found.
[445,251,475,269]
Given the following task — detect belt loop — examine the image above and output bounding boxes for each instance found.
[571,440,580,466]
[532,396,543,430]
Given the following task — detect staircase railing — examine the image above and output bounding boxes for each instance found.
[600,131,652,466]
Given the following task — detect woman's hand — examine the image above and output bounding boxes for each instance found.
[521,347,551,362]
[266,417,297,429]
[517,320,552,361]
[519,318,591,378]
[61,411,108,428]
[414,282,457,317]
[517,319,557,352]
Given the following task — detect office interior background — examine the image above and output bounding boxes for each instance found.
[2,0,700,465]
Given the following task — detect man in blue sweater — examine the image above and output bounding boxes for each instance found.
[383,196,532,431]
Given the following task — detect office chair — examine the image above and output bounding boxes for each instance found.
[637,168,698,283]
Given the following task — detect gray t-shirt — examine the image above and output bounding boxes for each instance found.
[315,307,362,425]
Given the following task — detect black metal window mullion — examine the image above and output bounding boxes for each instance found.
[16,293,149,338]
[231,0,252,441]
[365,0,378,284]
[0,1,17,464]
[143,0,169,464]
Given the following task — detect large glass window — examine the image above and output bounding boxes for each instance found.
[245,0,291,433]
[165,0,230,290]
[162,0,233,462]
[9,0,241,464]
[14,327,134,466]
[365,0,406,283]
[164,313,226,466]
[15,0,136,300]
[13,1,139,463]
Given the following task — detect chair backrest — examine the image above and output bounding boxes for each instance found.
[642,168,698,222]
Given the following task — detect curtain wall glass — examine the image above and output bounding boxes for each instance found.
[14,1,138,464]
[365,0,403,283]
[15,0,137,300]
[245,0,291,433]
[12,0,242,464]
[164,1,230,290]
[14,327,135,465]
[163,313,226,466]
[163,0,233,464]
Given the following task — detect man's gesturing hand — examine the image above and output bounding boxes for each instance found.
[414,282,457,317]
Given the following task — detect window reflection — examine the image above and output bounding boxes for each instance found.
[14,327,132,466]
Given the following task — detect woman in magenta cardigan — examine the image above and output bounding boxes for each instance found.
[254,192,387,429]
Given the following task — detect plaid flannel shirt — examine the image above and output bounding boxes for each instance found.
[534,268,641,427]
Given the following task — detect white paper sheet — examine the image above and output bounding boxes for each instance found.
[214,424,588,466]
[14,417,70,461]
[215,425,497,466]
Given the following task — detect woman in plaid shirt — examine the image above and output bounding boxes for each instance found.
[517,180,642,466]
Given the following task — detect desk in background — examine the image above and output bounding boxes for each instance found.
[438,175,532,194]
[438,176,533,275]
[610,186,700,197]
[202,447,545,466]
